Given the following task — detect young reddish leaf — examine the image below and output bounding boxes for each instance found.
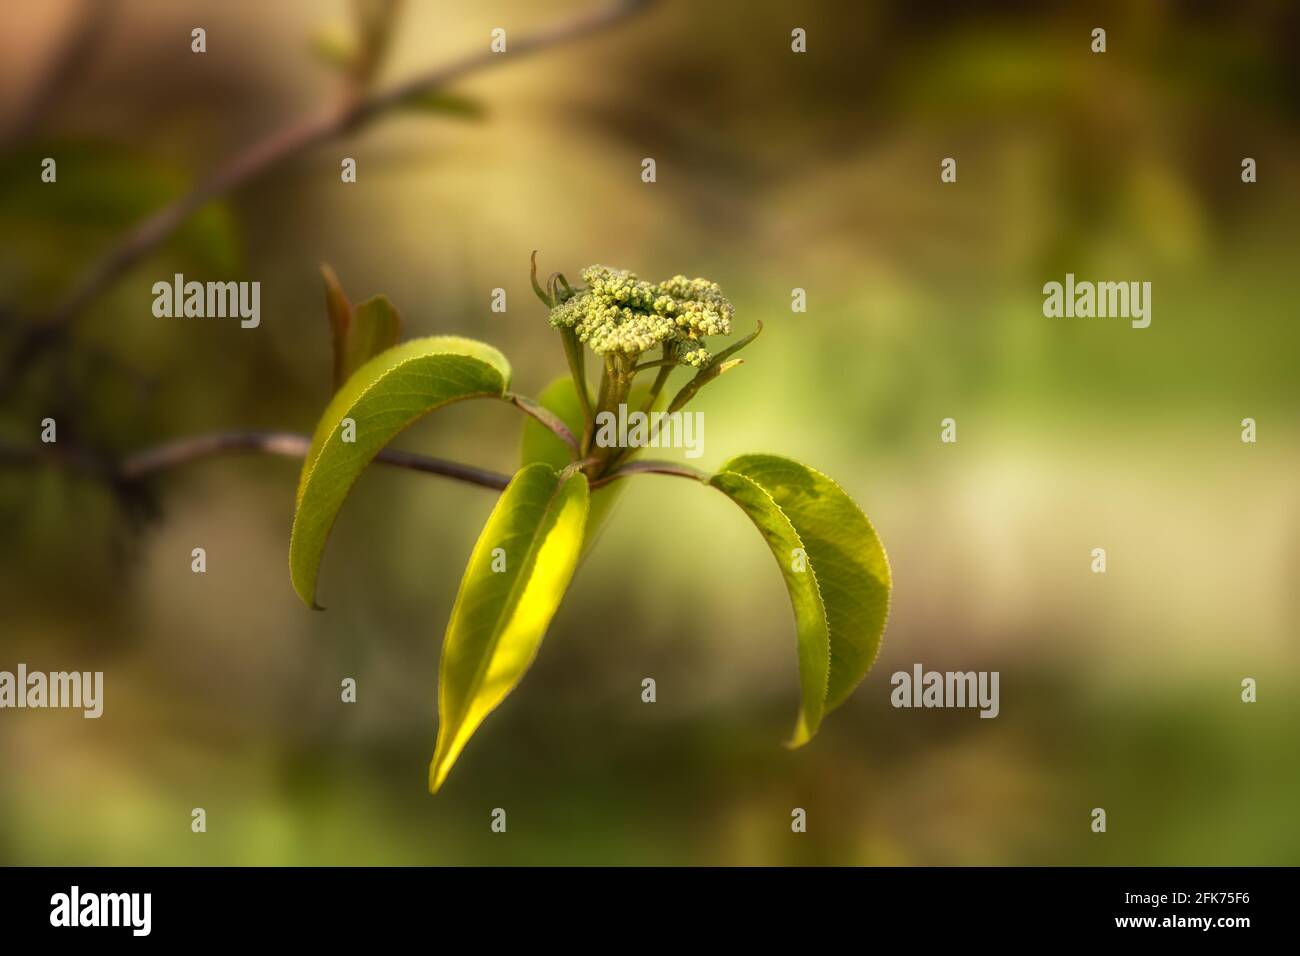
[341,295,402,385]
[321,264,353,389]
[321,266,403,391]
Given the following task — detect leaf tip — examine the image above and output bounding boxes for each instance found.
[290,562,326,611]
[428,752,452,794]
[785,714,818,750]
[293,584,326,612]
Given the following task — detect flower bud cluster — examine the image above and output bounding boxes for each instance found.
[550,266,733,367]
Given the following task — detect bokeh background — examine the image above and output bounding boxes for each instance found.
[2,0,1298,865]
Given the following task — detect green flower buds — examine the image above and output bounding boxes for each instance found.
[549,266,734,367]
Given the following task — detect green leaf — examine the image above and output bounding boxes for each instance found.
[430,462,589,792]
[398,90,487,120]
[710,454,891,746]
[519,375,661,550]
[290,336,511,608]
[309,23,357,70]
[709,471,830,745]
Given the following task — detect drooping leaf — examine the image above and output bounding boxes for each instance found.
[519,375,662,550]
[709,471,831,745]
[710,454,891,746]
[290,336,511,607]
[430,462,589,792]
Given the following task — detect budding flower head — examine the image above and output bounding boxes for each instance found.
[549,265,734,366]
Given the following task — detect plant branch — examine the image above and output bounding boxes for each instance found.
[559,328,593,424]
[532,252,592,431]
[1,0,654,392]
[639,362,673,414]
[630,358,676,373]
[589,459,709,489]
[0,431,512,491]
[506,392,579,457]
[586,352,634,473]
[605,353,673,471]
[583,358,613,457]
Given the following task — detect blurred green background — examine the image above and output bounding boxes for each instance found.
[1,0,1298,865]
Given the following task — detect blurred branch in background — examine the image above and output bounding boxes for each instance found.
[0,429,512,489]
[0,429,711,495]
[0,0,654,398]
